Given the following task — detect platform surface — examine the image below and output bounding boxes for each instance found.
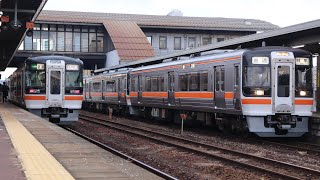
[0,103,163,180]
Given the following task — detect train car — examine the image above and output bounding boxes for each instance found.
[83,70,129,113]
[86,46,314,137]
[8,56,83,124]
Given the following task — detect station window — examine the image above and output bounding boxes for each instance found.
[159,36,167,49]
[147,36,152,45]
[188,37,196,49]
[202,37,212,46]
[174,37,181,50]
[217,37,225,42]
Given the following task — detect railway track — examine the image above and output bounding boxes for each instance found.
[61,125,177,180]
[79,112,320,179]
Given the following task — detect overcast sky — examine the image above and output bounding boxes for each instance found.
[43,0,319,27]
[1,0,319,80]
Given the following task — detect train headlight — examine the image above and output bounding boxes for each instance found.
[252,57,269,64]
[254,90,264,96]
[296,58,309,65]
[300,91,307,96]
[66,64,79,70]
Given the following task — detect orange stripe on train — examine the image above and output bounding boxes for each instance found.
[242,99,272,104]
[175,92,213,98]
[142,92,167,98]
[295,99,313,105]
[24,95,46,100]
[64,96,83,100]
[224,92,234,99]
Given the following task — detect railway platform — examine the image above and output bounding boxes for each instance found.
[0,102,163,180]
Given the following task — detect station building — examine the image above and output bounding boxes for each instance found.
[13,10,278,70]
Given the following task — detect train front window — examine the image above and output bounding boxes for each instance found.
[295,66,312,97]
[243,66,271,96]
[65,71,83,94]
[25,70,46,94]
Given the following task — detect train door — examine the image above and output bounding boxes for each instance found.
[168,71,175,105]
[47,69,63,107]
[138,75,142,102]
[234,64,241,110]
[214,66,226,108]
[274,63,293,112]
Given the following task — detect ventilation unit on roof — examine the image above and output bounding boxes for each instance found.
[167,9,183,16]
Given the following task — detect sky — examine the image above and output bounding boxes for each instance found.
[1,0,319,80]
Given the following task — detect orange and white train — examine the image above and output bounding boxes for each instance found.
[7,56,83,124]
[83,46,315,137]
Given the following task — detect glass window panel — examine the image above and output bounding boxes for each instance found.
[66,25,72,31]
[159,36,167,49]
[73,32,81,52]
[146,77,151,91]
[58,25,64,31]
[179,74,188,91]
[215,67,220,91]
[202,37,211,45]
[174,37,181,50]
[189,73,200,91]
[159,76,164,91]
[89,26,96,32]
[41,31,49,51]
[97,26,103,33]
[221,67,225,91]
[89,33,97,52]
[81,33,88,52]
[34,24,40,30]
[82,26,88,32]
[147,36,152,44]
[97,36,104,52]
[65,32,72,51]
[217,38,225,42]
[188,37,196,49]
[74,26,80,32]
[25,36,32,50]
[49,24,56,31]
[200,71,208,91]
[57,32,65,51]
[277,66,290,97]
[33,31,41,50]
[41,24,48,31]
[49,32,57,51]
[50,71,61,94]
[151,77,158,91]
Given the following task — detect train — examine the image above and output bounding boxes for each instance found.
[7,56,83,124]
[83,46,315,137]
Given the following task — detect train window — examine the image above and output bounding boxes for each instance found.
[151,77,159,91]
[131,78,136,92]
[214,67,220,91]
[277,66,290,97]
[179,74,188,91]
[50,71,61,95]
[242,66,271,97]
[146,77,151,91]
[106,81,116,92]
[159,76,165,91]
[234,66,240,86]
[295,67,313,97]
[66,71,82,87]
[92,82,102,92]
[221,67,225,91]
[25,69,46,94]
[189,73,200,91]
[200,71,208,91]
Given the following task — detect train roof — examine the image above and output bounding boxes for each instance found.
[130,49,245,72]
[26,56,83,64]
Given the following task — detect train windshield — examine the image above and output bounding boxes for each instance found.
[65,71,83,94]
[295,66,313,97]
[243,66,271,96]
[25,64,46,94]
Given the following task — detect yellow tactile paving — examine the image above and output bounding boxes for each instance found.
[0,107,74,180]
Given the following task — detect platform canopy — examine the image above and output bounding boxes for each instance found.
[0,0,47,71]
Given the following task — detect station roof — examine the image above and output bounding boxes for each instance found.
[0,0,47,71]
[95,19,320,73]
[103,20,155,60]
[37,10,279,32]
